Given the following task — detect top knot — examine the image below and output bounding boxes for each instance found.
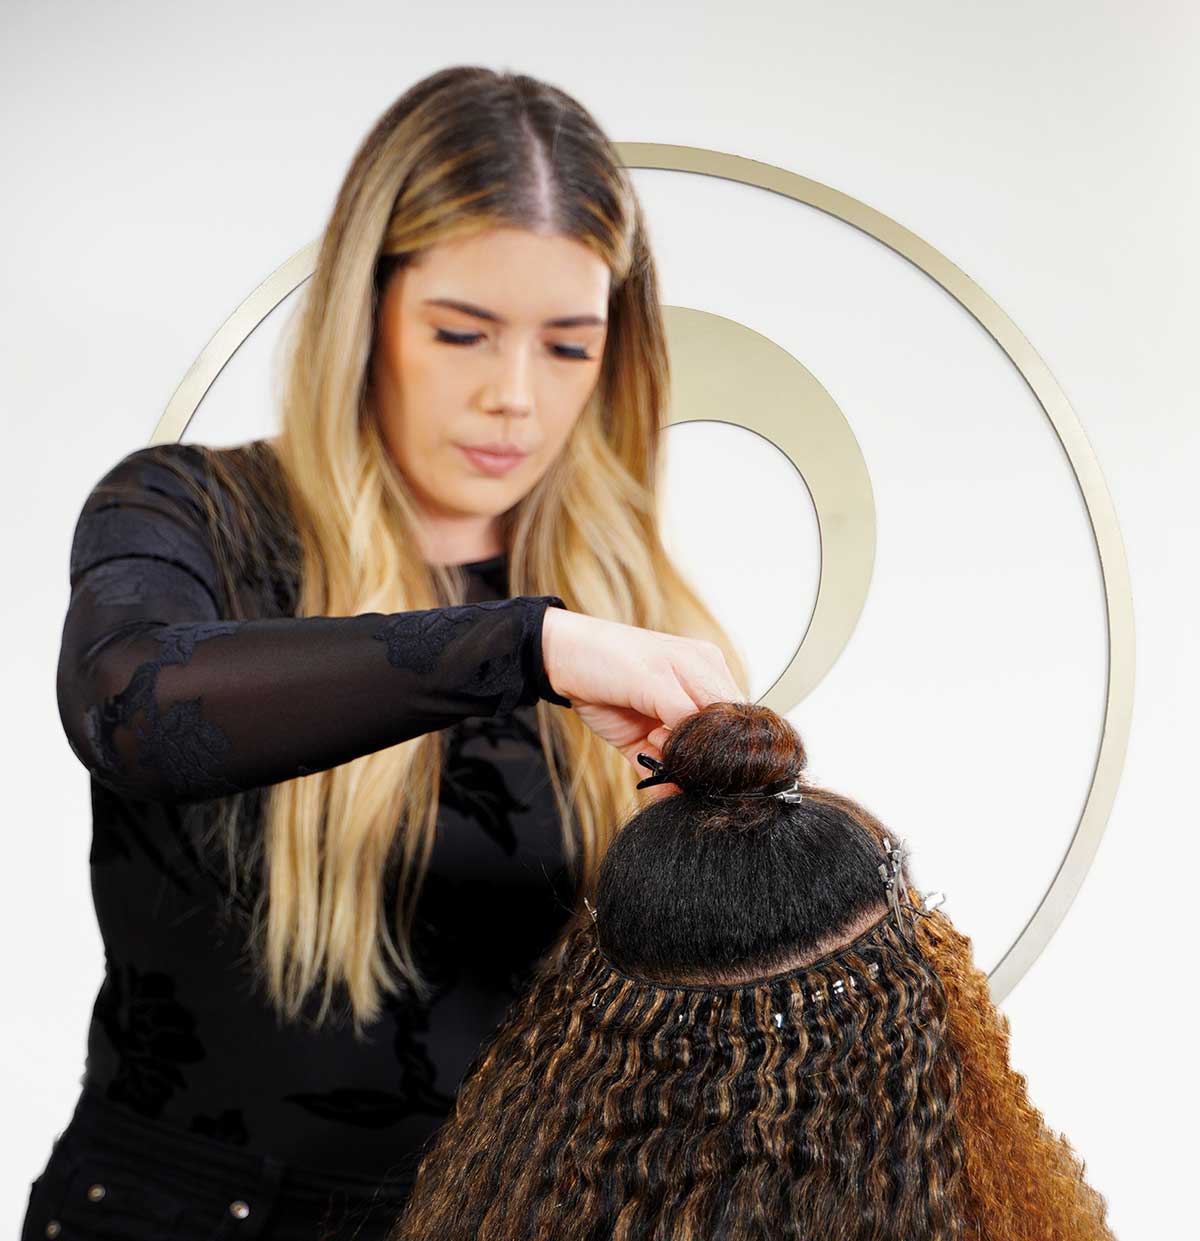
[636,701,808,800]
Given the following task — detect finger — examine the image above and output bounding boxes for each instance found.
[698,645,744,701]
[649,679,707,731]
[673,655,741,715]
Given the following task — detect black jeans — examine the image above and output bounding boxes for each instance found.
[20,1085,415,1240]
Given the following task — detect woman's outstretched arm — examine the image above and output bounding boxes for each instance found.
[55,445,571,805]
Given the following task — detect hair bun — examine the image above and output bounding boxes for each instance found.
[650,701,807,798]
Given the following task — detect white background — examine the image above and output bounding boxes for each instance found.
[3,1,1195,1233]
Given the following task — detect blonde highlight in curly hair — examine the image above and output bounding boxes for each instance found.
[389,702,1115,1239]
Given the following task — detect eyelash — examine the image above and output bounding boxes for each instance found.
[433,328,593,361]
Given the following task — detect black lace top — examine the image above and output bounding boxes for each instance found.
[54,439,578,1189]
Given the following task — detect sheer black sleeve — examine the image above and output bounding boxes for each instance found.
[55,445,573,806]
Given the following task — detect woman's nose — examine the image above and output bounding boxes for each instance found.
[483,346,534,415]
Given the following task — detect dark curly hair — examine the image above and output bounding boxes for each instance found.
[388,702,1115,1239]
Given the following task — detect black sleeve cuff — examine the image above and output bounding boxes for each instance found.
[519,595,573,709]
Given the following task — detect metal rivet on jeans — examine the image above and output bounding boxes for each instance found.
[229,1199,251,1220]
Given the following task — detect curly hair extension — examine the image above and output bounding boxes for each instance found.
[913,911,1115,1238]
[387,702,1115,1240]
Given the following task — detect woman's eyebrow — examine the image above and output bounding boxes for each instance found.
[422,297,606,329]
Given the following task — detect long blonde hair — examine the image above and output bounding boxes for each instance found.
[202,67,748,1035]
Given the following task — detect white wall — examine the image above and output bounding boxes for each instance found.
[3,0,1194,1232]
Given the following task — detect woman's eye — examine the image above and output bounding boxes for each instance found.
[433,329,592,361]
[434,329,482,346]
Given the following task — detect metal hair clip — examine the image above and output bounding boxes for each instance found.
[878,834,946,940]
[878,834,910,937]
[634,753,804,803]
[765,777,806,805]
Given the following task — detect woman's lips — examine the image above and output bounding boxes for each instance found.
[457,444,527,477]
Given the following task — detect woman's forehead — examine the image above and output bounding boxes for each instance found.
[403,228,611,317]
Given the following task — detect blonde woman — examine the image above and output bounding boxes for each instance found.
[23,66,746,1241]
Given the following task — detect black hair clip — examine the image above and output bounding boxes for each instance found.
[635,752,673,789]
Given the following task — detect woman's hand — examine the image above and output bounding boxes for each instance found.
[541,608,745,789]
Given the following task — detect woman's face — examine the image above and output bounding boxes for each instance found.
[369,226,611,564]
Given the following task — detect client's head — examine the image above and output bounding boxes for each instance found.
[390,702,1114,1240]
